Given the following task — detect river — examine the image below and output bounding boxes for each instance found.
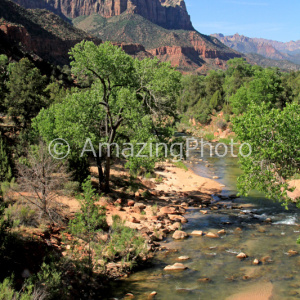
[109,141,300,299]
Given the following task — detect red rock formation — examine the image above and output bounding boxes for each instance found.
[13,0,194,30]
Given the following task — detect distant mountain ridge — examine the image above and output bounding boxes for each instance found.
[212,33,300,66]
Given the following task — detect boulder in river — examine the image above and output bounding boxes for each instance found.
[164,263,187,271]
[172,230,188,240]
[191,230,203,236]
[177,256,190,261]
[288,250,298,256]
[236,252,248,259]
[206,232,219,238]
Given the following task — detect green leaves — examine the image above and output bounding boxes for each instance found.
[5,58,47,129]
[233,102,300,207]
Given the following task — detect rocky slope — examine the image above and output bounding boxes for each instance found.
[12,0,194,30]
[73,13,242,73]
[12,0,242,73]
[0,0,102,65]
[212,33,300,67]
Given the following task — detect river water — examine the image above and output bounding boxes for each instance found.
[110,142,300,300]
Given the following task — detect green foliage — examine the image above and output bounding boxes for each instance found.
[34,41,182,191]
[5,58,47,129]
[210,90,222,110]
[0,134,13,183]
[0,54,9,114]
[204,133,215,141]
[216,119,227,130]
[173,161,188,171]
[68,177,107,277]
[0,201,11,260]
[69,177,107,237]
[232,102,300,207]
[27,262,62,299]
[63,181,80,197]
[0,278,33,300]
[106,215,147,265]
[5,203,37,228]
[230,68,286,114]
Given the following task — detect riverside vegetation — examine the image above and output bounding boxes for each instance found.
[0,41,300,298]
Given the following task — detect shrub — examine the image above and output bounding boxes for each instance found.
[106,216,147,266]
[224,114,230,122]
[63,181,80,197]
[5,203,37,228]
[173,161,188,171]
[204,133,215,141]
[0,277,47,300]
[216,119,227,130]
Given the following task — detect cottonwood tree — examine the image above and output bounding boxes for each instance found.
[233,102,300,207]
[34,41,182,192]
[16,142,70,223]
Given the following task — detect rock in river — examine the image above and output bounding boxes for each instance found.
[172,230,188,240]
[164,263,187,271]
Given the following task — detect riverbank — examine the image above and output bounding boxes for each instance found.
[88,161,222,278]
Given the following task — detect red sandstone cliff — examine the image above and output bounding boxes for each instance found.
[13,0,194,30]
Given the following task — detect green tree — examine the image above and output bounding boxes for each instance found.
[0,134,13,183]
[210,90,222,110]
[0,55,9,114]
[5,58,47,129]
[34,41,182,191]
[232,101,300,207]
[68,177,107,281]
[230,68,286,114]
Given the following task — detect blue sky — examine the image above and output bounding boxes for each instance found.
[185,0,300,42]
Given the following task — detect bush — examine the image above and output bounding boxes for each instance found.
[204,133,215,141]
[173,161,188,171]
[0,277,47,300]
[224,114,230,122]
[216,119,227,130]
[63,181,80,197]
[5,203,37,228]
[106,215,147,266]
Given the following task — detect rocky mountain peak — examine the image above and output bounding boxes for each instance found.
[13,0,194,30]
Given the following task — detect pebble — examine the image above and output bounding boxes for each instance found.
[177,256,190,261]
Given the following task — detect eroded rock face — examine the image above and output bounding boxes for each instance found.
[13,0,194,30]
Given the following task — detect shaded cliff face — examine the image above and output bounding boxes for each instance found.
[13,0,194,30]
[0,0,103,65]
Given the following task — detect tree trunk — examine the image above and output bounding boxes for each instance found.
[104,156,110,193]
[96,156,105,192]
